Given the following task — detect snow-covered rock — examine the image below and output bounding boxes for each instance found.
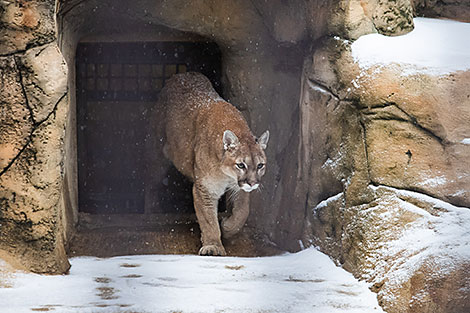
[307,18,470,209]
[309,186,470,313]
[303,16,470,313]
[351,18,470,76]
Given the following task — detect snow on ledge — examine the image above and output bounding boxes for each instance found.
[368,185,470,283]
[351,18,470,76]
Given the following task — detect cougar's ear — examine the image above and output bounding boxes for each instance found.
[256,130,269,150]
[223,130,239,151]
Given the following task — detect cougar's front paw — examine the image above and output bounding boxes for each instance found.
[199,244,227,256]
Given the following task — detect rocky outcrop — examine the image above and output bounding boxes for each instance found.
[301,4,470,312]
[0,0,69,274]
[310,36,470,209]
[308,187,470,313]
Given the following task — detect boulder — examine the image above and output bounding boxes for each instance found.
[309,186,470,313]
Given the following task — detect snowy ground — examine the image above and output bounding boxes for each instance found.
[352,17,470,75]
[0,248,384,313]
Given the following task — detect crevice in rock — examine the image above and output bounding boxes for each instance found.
[34,46,49,58]
[36,92,67,127]
[13,56,36,124]
[0,92,67,179]
[0,40,56,58]
[362,113,411,123]
[345,101,373,185]
[362,102,446,145]
[358,118,372,183]
[361,102,396,110]
[0,49,28,58]
[0,138,32,178]
[369,181,464,208]
[307,78,341,101]
[393,103,446,145]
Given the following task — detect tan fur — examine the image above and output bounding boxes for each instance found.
[160,72,269,256]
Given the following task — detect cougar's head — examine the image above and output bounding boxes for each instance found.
[221,130,269,192]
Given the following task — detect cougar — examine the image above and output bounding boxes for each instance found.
[160,72,269,256]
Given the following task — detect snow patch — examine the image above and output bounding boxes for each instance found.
[0,249,384,313]
[367,185,470,293]
[418,175,447,188]
[351,18,470,76]
[461,138,470,145]
[313,192,344,213]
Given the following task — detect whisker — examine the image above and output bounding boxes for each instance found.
[226,185,240,203]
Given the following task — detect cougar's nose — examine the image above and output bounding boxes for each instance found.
[247,180,259,190]
[247,179,257,187]
[240,179,259,192]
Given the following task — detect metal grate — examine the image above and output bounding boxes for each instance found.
[77,42,221,101]
[76,41,222,214]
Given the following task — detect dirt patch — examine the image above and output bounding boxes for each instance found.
[94,277,112,283]
[94,303,110,308]
[121,274,142,278]
[285,276,325,283]
[120,263,141,268]
[224,265,245,270]
[96,287,119,300]
[335,289,360,296]
[118,304,132,307]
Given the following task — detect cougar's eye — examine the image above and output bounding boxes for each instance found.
[257,163,265,170]
[236,163,246,169]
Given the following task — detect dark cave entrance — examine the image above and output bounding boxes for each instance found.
[58,0,293,258]
[76,41,222,216]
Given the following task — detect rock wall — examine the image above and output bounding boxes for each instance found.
[0,0,70,273]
